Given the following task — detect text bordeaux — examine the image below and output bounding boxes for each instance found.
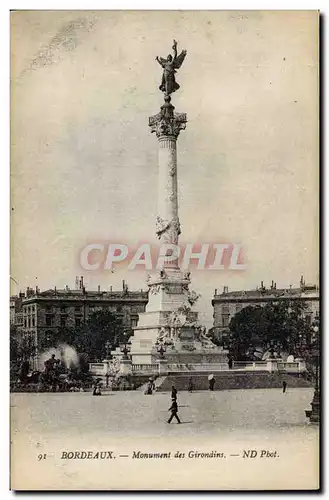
[61,451,115,460]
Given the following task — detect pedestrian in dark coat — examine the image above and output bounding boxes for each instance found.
[209,377,215,391]
[188,377,193,392]
[167,398,181,424]
[171,384,177,400]
[282,381,287,393]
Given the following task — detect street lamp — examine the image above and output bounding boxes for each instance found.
[305,322,320,423]
[120,331,131,360]
[104,340,112,360]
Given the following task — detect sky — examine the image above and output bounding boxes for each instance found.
[10,10,319,327]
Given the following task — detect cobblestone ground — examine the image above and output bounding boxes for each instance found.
[10,388,319,490]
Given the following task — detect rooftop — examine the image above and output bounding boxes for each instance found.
[213,277,319,301]
[11,278,148,302]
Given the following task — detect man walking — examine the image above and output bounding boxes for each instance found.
[282,380,287,393]
[167,398,181,424]
[171,384,177,400]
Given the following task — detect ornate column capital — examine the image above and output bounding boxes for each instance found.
[149,97,187,140]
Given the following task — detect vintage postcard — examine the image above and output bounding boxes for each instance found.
[10,10,320,490]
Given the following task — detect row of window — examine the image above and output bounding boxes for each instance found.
[221,304,243,314]
[220,307,317,328]
[24,317,35,328]
[219,304,243,328]
[27,305,125,313]
[23,305,36,314]
[45,316,82,327]
[222,315,230,328]
[24,314,139,329]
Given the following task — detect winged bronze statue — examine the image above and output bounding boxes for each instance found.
[156,40,187,96]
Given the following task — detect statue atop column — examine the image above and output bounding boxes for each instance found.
[156,40,187,96]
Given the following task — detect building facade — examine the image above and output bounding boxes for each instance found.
[212,276,320,341]
[11,278,148,363]
[10,292,24,329]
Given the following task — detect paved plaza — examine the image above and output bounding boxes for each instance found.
[11,387,317,438]
[11,388,319,490]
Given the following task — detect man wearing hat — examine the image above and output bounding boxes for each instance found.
[167,397,181,424]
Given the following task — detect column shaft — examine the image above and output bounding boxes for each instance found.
[158,137,179,245]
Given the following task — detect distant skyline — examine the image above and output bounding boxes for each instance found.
[11,11,319,328]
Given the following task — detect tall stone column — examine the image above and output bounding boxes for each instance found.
[149,96,187,268]
[128,42,227,365]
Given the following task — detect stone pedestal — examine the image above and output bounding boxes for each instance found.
[266,358,281,373]
[129,267,195,364]
[157,358,168,375]
[305,362,320,424]
[119,358,132,376]
[295,358,306,373]
[306,389,320,423]
[89,361,109,377]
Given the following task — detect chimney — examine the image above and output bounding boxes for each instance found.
[98,285,100,293]
[271,280,274,289]
[214,288,217,296]
[110,286,113,292]
[261,281,264,290]
[81,276,84,288]
[122,280,125,290]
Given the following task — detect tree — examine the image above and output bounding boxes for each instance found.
[56,326,79,347]
[10,326,36,380]
[228,300,311,359]
[10,325,19,363]
[228,306,265,359]
[75,309,124,362]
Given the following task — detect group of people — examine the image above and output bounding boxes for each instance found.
[93,383,102,396]
[44,354,61,375]
[145,378,156,395]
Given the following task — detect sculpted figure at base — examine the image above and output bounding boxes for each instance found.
[156,40,187,96]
